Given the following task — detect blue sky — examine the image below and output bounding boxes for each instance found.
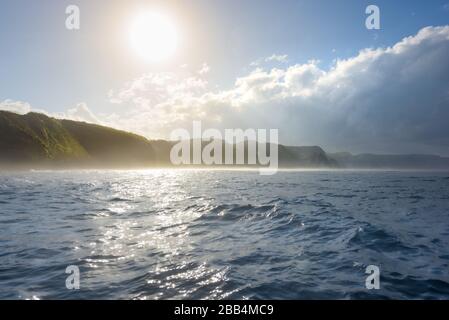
[1,0,449,155]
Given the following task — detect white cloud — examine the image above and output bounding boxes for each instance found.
[198,63,210,75]
[265,54,289,63]
[63,103,100,124]
[250,54,289,67]
[106,72,211,139]
[0,100,100,125]
[0,100,31,114]
[249,61,260,67]
[109,72,208,105]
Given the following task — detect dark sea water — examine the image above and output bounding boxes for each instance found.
[1,170,449,300]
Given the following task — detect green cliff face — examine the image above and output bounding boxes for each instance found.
[0,111,162,168]
[0,112,88,162]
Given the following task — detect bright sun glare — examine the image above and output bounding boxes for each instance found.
[129,12,178,62]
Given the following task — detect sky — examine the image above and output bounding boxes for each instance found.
[1,0,449,155]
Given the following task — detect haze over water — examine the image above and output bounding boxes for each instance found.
[1,170,449,299]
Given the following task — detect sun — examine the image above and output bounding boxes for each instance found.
[129,11,178,62]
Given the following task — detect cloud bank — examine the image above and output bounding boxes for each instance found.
[105,26,449,155]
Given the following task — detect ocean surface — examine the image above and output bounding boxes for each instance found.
[1,170,449,300]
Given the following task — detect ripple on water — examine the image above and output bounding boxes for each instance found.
[1,170,449,299]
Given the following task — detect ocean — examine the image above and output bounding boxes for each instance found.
[1,169,449,299]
